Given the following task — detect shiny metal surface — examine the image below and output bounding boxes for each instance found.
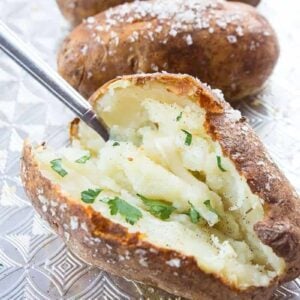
[0,0,299,299]
[0,21,109,141]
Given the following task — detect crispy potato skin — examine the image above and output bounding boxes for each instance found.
[56,0,260,26]
[21,74,300,299]
[57,0,278,101]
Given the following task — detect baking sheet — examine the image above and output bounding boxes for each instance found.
[0,0,299,298]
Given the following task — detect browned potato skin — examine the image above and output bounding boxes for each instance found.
[230,0,260,6]
[56,0,134,26]
[57,0,278,101]
[56,0,260,26]
[21,74,300,299]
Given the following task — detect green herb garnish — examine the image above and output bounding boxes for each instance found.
[113,142,120,146]
[204,200,218,215]
[108,197,142,225]
[217,156,226,172]
[176,112,183,122]
[137,194,175,220]
[187,201,202,224]
[50,159,68,177]
[81,188,102,203]
[181,129,192,146]
[75,154,91,164]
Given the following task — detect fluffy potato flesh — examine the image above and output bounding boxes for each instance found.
[35,80,284,289]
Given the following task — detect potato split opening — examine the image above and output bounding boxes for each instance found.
[34,79,284,289]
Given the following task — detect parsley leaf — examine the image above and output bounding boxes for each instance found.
[204,200,218,215]
[176,112,183,122]
[113,142,120,146]
[137,194,175,220]
[181,129,192,146]
[81,188,102,203]
[108,197,142,225]
[75,154,91,164]
[217,156,226,172]
[50,159,68,177]
[187,201,201,223]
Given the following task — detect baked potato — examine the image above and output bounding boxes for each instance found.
[21,73,300,300]
[56,0,261,26]
[57,0,278,101]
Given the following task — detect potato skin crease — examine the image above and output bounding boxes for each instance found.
[21,74,300,299]
[56,0,260,26]
[57,0,278,101]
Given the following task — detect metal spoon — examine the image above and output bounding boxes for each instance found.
[0,21,109,141]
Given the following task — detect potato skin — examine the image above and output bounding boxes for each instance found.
[56,0,260,26]
[230,0,260,6]
[56,0,134,26]
[22,74,300,299]
[57,0,278,101]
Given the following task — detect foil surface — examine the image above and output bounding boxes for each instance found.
[0,0,299,298]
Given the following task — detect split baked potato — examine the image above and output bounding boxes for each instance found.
[21,73,300,299]
[56,0,261,26]
[57,0,278,101]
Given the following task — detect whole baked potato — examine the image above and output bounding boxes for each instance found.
[22,73,300,299]
[57,0,278,101]
[57,0,261,26]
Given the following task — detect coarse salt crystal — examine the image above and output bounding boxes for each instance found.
[155,25,163,33]
[87,72,93,79]
[81,45,89,55]
[227,35,237,44]
[169,28,178,37]
[86,17,95,24]
[185,34,193,45]
[166,258,181,268]
[236,26,244,36]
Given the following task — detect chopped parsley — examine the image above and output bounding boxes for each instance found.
[217,156,226,172]
[181,129,192,146]
[176,112,183,122]
[75,154,91,164]
[112,142,120,146]
[81,188,102,203]
[137,194,175,220]
[245,208,253,214]
[187,201,202,224]
[50,159,68,177]
[204,200,218,215]
[108,197,142,225]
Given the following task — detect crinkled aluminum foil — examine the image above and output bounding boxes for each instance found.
[0,0,299,298]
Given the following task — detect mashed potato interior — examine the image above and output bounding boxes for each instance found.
[35,80,284,289]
